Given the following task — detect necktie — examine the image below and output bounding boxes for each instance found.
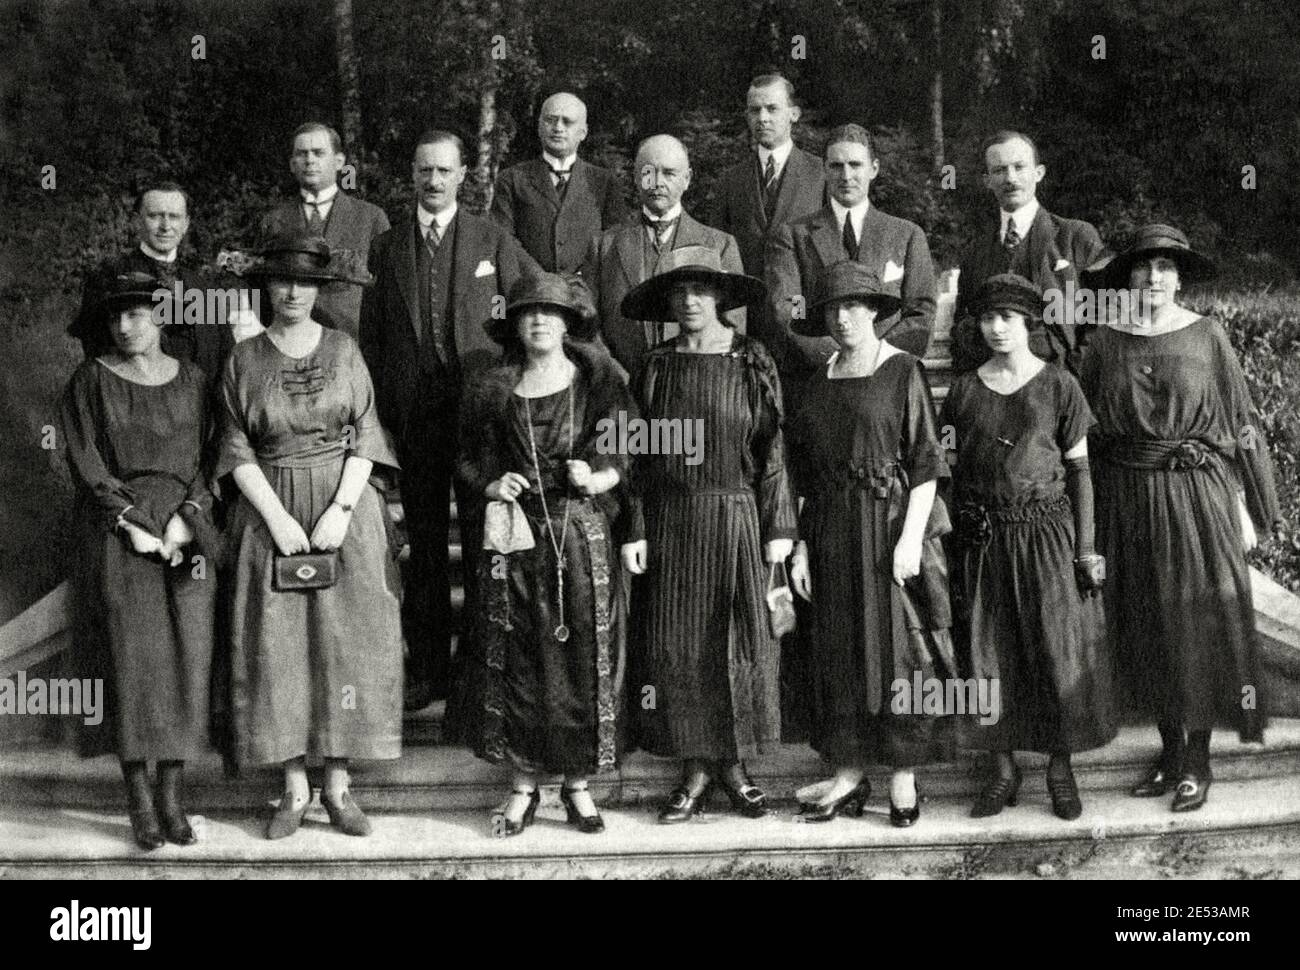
[762,154,779,222]
[551,167,571,201]
[425,222,443,252]
[842,213,859,260]
[1003,219,1022,253]
[643,215,677,251]
[306,202,325,236]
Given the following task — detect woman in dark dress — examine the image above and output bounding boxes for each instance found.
[1081,224,1279,812]
[941,274,1114,821]
[785,261,953,826]
[62,271,218,850]
[619,245,797,823]
[218,235,402,839]
[457,273,636,836]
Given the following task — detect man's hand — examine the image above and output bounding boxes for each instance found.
[790,540,812,601]
[621,540,647,575]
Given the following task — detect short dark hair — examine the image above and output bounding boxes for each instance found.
[413,129,467,165]
[981,129,1040,166]
[133,180,190,215]
[291,122,343,155]
[748,73,796,104]
[825,123,873,158]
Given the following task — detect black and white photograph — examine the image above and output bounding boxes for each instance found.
[0,0,1297,917]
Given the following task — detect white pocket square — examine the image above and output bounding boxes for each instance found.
[882,259,905,282]
[1053,258,1072,271]
[474,260,496,278]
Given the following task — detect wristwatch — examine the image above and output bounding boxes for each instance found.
[331,500,354,513]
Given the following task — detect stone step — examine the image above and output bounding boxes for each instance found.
[1,775,1296,879]
[3,720,1297,814]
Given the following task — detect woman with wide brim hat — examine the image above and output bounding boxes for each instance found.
[217,231,402,840]
[1079,224,1279,813]
[61,269,219,850]
[617,245,798,823]
[784,260,952,826]
[452,271,637,837]
[940,273,1116,823]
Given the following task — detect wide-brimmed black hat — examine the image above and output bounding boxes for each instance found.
[95,270,173,315]
[794,261,903,337]
[487,272,599,344]
[620,245,767,323]
[969,273,1045,323]
[1098,224,1216,289]
[245,234,373,285]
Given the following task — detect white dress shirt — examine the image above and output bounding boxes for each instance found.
[542,151,578,185]
[829,197,871,243]
[417,201,458,242]
[301,183,340,224]
[1000,198,1040,244]
[757,139,794,181]
[139,242,177,263]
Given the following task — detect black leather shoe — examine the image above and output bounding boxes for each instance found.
[128,806,166,851]
[560,786,606,834]
[155,772,197,846]
[970,764,1023,818]
[1131,760,1181,797]
[498,789,540,837]
[265,792,310,840]
[1171,773,1211,812]
[890,779,922,828]
[321,790,373,836]
[715,764,767,818]
[801,779,871,823]
[1047,768,1083,821]
[658,784,710,823]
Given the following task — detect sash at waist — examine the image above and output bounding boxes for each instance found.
[257,442,348,470]
[1099,438,1219,471]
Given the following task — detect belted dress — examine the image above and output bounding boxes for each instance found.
[217,328,404,765]
[785,351,954,766]
[1079,317,1279,741]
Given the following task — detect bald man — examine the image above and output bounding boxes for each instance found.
[583,134,745,380]
[491,92,627,273]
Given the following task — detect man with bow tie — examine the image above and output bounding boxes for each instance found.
[711,74,826,283]
[67,180,233,381]
[583,134,745,381]
[259,122,391,340]
[765,123,936,407]
[361,129,537,711]
[949,129,1105,376]
[490,92,626,274]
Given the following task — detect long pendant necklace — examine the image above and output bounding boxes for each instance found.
[524,377,575,642]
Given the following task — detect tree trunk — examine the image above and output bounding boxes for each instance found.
[930,0,944,176]
[475,82,498,213]
[333,0,363,159]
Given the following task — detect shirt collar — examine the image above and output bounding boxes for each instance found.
[301,184,340,206]
[1000,198,1040,240]
[829,197,870,235]
[542,151,577,173]
[641,203,682,223]
[139,242,177,264]
[417,202,458,231]
[757,139,794,173]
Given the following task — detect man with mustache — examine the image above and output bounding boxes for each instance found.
[361,129,538,711]
[68,181,233,381]
[949,129,1105,376]
[260,122,391,340]
[491,92,626,274]
[765,123,936,409]
[583,134,745,381]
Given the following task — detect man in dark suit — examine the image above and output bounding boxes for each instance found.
[361,130,537,709]
[765,124,936,406]
[583,134,746,381]
[260,122,391,340]
[490,92,626,274]
[950,129,1105,376]
[711,74,826,281]
[68,181,233,382]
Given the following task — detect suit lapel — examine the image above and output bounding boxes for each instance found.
[450,211,479,324]
[809,207,844,271]
[615,215,644,289]
[771,148,810,227]
[672,210,706,249]
[395,212,423,342]
[323,191,352,241]
[526,158,561,211]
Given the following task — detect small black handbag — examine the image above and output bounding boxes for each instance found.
[272,551,339,591]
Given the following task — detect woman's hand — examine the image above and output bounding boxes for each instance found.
[1238,497,1258,553]
[621,540,647,575]
[121,520,164,558]
[268,512,311,556]
[310,503,352,551]
[485,472,531,503]
[764,538,793,564]
[158,513,195,566]
[566,459,593,493]
[790,540,812,601]
[892,534,923,587]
